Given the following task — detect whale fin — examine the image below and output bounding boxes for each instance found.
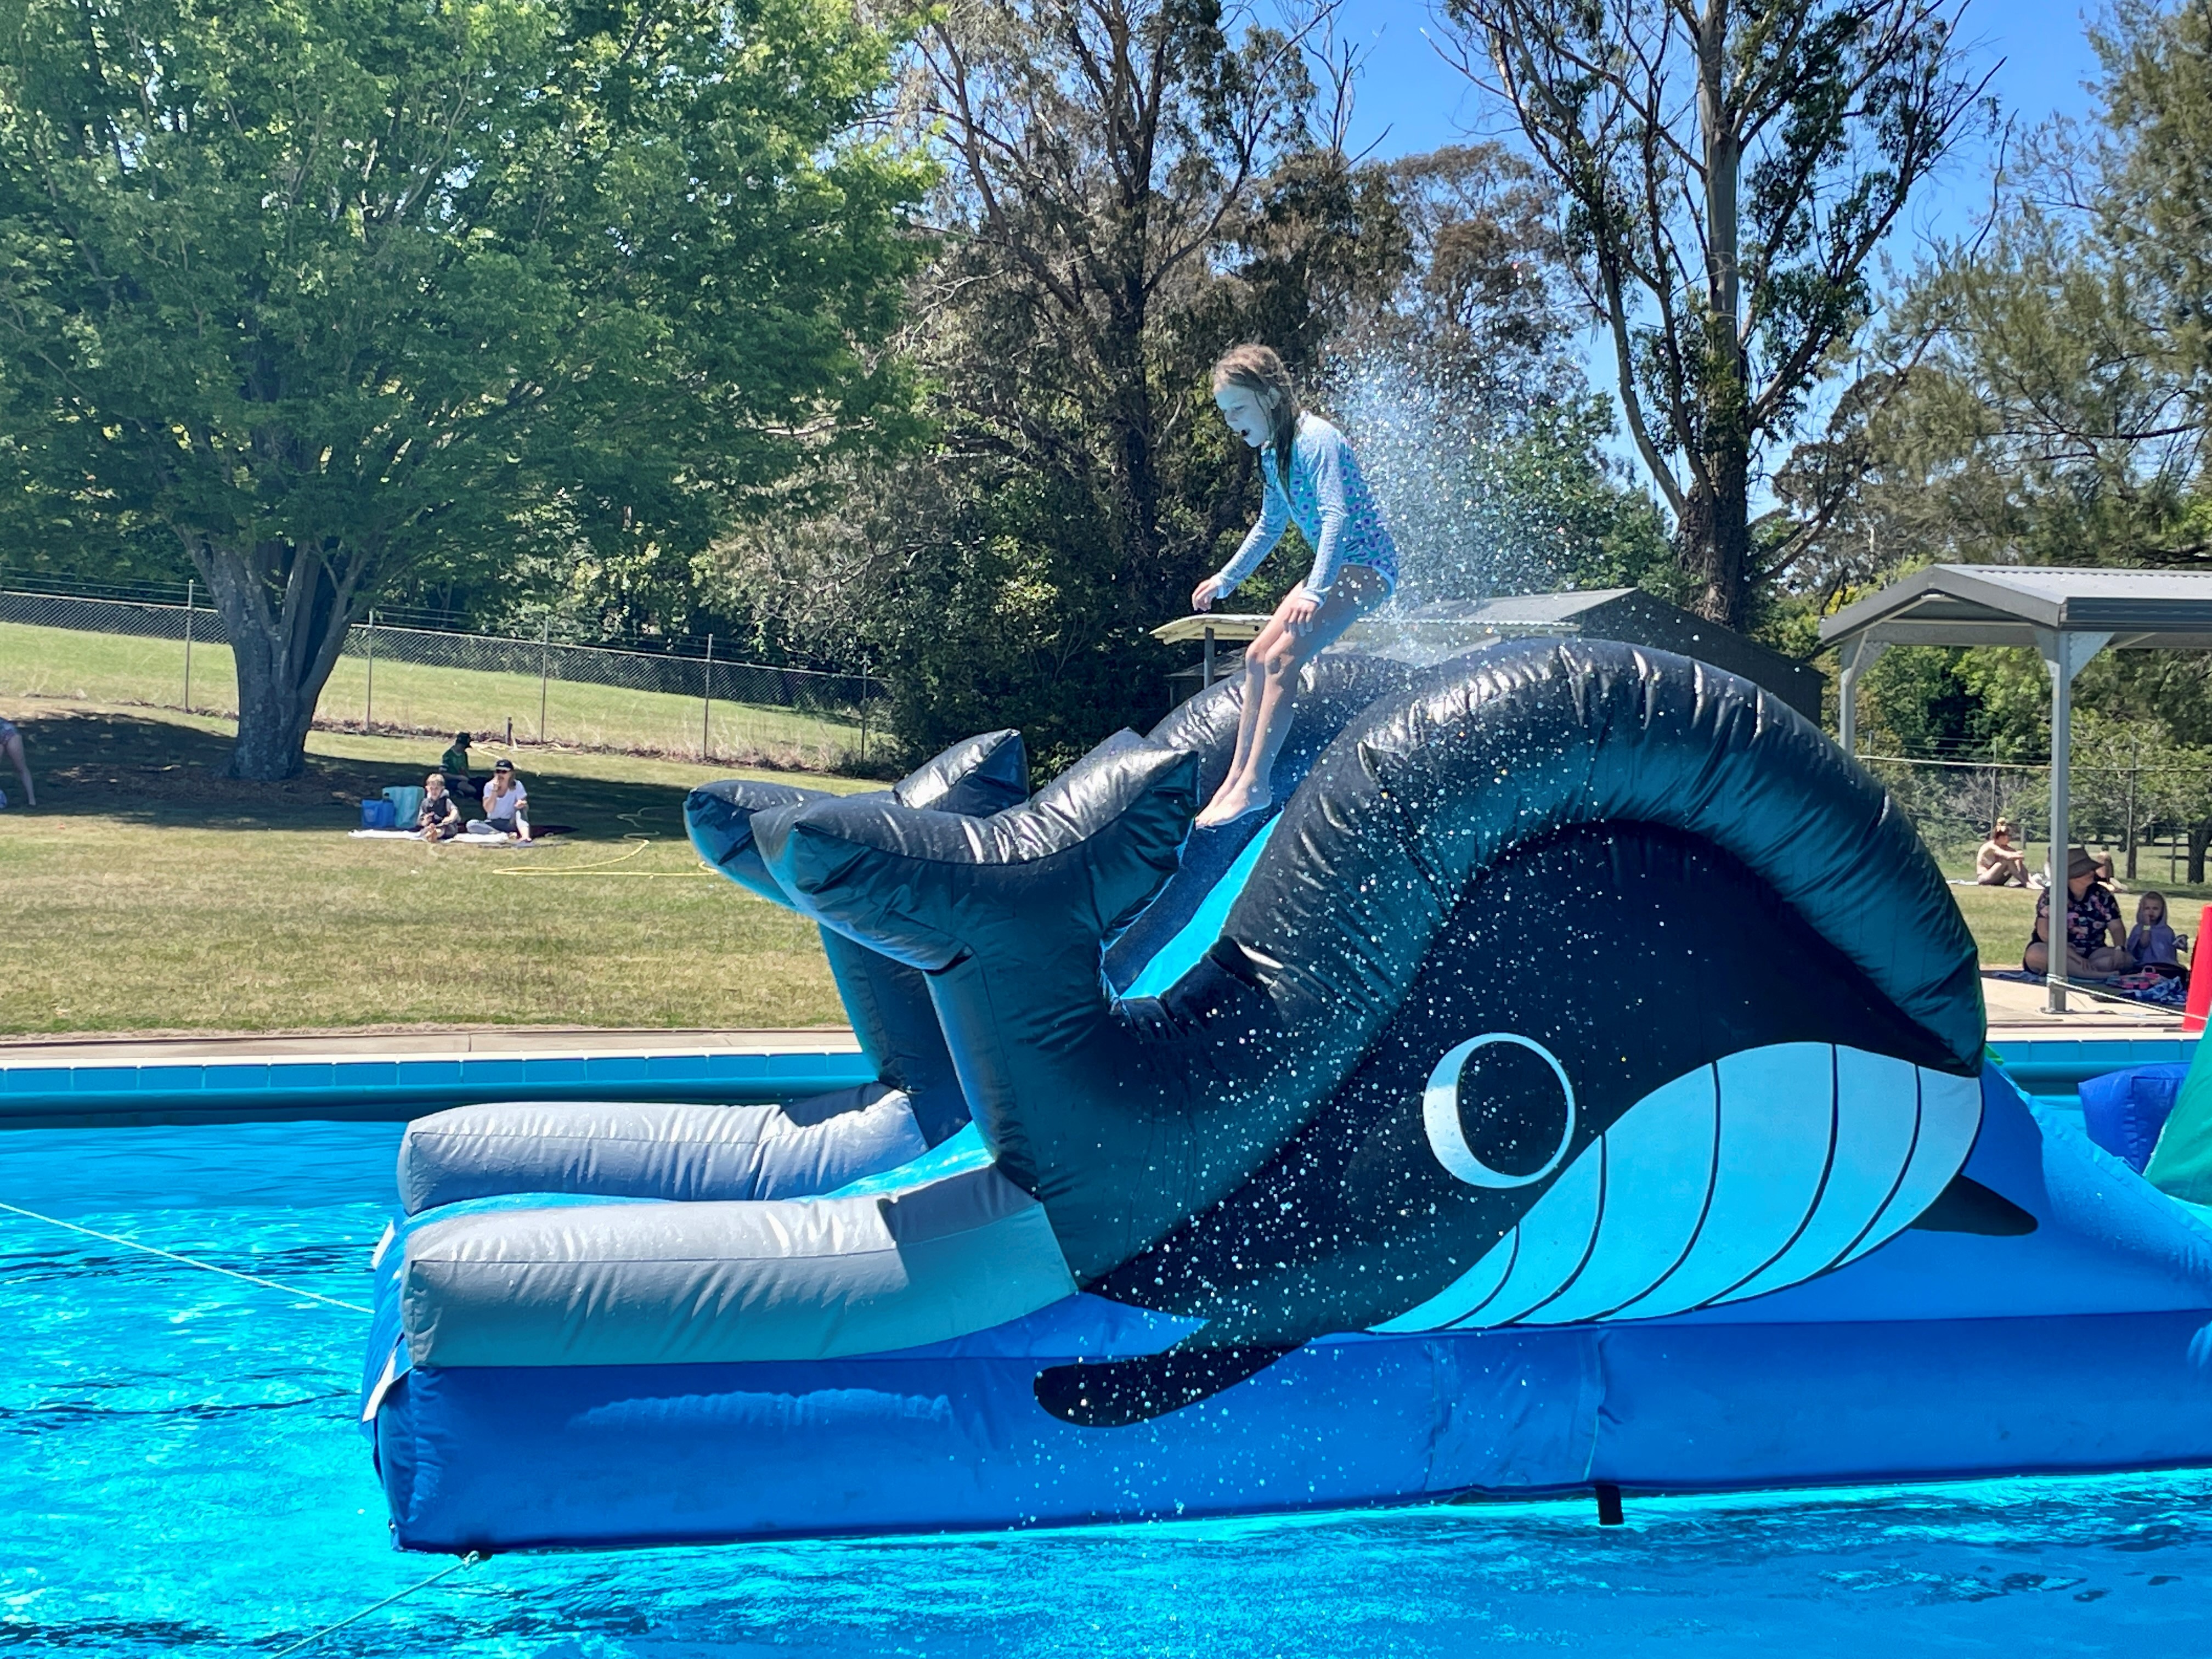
[894,729,1028,814]
[1034,1337,1296,1427]
[1908,1173,2038,1235]
[687,733,1036,1147]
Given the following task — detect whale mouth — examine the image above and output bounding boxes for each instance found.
[1374,1040,1984,1333]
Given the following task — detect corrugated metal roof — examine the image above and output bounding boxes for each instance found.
[1821,565,2212,650]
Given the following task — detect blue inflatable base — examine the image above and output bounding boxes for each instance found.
[370,1066,2212,1550]
[374,1309,2212,1551]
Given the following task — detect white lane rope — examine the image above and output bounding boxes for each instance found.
[267,1550,484,1658]
[0,1200,373,1313]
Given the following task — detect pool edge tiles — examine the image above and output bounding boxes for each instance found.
[0,1040,877,1128]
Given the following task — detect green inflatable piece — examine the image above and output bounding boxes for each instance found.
[2145,1036,2212,1202]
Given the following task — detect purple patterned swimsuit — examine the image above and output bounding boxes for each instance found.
[1211,414,1400,600]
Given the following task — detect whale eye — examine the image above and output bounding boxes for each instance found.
[1422,1034,1576,1189]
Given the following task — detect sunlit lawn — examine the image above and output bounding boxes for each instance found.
[0,699,862,1037]
[1941,843,2212,972]
[0,618,875,769]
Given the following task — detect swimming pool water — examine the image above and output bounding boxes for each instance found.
[5,1120,2212,1657]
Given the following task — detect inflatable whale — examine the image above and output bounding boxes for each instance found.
[362,640,2212,1551]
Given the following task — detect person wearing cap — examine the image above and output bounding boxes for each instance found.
[1974,819,2030,887]
[440,731,475,792]
[2024,845,2130,979]
[479,759,532,842]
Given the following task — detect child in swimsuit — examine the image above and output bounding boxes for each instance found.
[1190,343,1398,827]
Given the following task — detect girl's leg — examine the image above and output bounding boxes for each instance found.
[1210,618,1288,811]
[1196,570,1384,827]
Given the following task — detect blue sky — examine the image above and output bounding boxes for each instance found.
[1339,0,2106,214]
[1325,0,2114,484]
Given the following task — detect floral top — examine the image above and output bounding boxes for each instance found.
[2035,883,2121,961]
[1212,413,1400,599]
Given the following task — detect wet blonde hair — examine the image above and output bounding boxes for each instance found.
[1212,343,1300,477]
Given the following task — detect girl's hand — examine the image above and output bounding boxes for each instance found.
[1278,588,1321,637]
[1192,575,1229,612]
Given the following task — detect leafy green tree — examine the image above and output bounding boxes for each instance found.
[0,0,927,776]
[1438,0,1991,629]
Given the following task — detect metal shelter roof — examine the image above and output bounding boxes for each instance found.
[1817,563,2212,1017]
[1820,565,2212,652]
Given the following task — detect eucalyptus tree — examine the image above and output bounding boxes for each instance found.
[1440,0,1991,627]
[912,0,1327,577]
[0,0,927,777]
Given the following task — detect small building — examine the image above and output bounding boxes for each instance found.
[1338,588,1825,723]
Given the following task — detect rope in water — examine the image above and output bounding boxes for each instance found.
[267,1550,483,1658]
[0,1201,372,1313]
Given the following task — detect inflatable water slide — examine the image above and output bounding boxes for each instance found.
[360,639,2212,1551]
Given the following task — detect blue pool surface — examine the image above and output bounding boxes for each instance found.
[8,1119,2212,1656]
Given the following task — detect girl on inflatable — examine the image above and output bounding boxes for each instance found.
[1190,343,1399,827]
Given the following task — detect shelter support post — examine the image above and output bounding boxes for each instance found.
[2034,629,2114,1014]
[1836,637,1887,755]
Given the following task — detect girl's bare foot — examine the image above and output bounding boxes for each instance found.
[1195,782,1270,828]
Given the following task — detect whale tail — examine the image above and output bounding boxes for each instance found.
[684,728,1035,1147]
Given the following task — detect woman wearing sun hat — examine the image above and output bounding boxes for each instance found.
[2024,845,2131,978]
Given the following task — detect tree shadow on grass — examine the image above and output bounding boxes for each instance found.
[1,706,727,839]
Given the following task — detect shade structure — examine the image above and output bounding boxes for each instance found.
[1820,565,2212,1013]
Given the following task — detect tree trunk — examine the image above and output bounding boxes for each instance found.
[1679,440,1752,630]
[2190,817,2211,886]
[1100,278,1161,589]
[193,538,360,781]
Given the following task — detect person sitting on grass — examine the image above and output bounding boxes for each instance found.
[417,772,462,842]
[1974,819,2030,887]
[2024,845,2132,980]
[2129,891,2190,971]
[478,759,532,842]
[0,715,34,809]
[440,732,475,792]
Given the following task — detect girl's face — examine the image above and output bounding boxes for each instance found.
[2143,896,2166,925]
[1214,383,1272,449]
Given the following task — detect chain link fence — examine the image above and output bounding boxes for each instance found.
[1861,754,2212,884]
[0,587,883,769]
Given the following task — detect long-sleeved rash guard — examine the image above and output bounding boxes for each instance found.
[1211,412,1400,600]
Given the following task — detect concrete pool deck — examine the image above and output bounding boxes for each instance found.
[0,971,2180,1062]
[0,986,2192,1129]
[1979,971,2192,1040]
[0,1025,861,1066]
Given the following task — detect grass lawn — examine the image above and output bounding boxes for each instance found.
[0,618,874,769]
[0,698,863,1037]
[1943,852,2212,973]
